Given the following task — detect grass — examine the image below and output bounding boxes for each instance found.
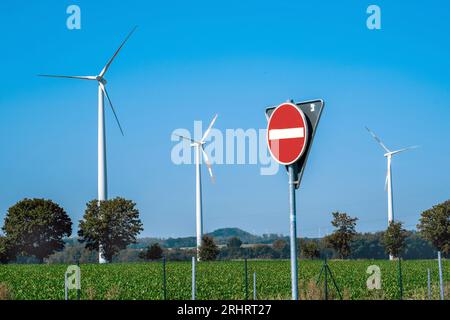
[0,259,447,300]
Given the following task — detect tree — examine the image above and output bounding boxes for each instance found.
[272,239,289,258]
[78,197,143,262]
[47,241,98,264]
[417,200,450,255]
[403,232,436,259]
[199,235,219,261]
[226,236,243,259]
[325,211,358,259]
[165,248,196,261]
[0,236,12,264]
[139,243,164,261]
[248,244,277,259]
[382,221,408,258]
[350,232,386,259]
[227,237,242,249]
[2,198,72,263]
[299,240,320,259]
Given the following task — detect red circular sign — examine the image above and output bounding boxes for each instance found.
[267,103,308,165]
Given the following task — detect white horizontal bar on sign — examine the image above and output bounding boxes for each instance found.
[269,127,304,140]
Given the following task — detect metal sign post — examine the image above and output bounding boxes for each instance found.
[288,165,298,300]
[266,99,325,300]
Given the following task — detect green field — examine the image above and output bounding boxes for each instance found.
[0,260,448,300]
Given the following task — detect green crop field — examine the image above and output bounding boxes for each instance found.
[0,260,448,300]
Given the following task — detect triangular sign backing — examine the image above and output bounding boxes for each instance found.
[266,99,325,189]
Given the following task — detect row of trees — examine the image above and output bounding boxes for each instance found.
[0,198,143,264]
[1,198,448,263]
[324,200,449,259]
[137,200,448,262]
[323,211,411,259]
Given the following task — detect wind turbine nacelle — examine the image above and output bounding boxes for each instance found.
[98,77,107,84]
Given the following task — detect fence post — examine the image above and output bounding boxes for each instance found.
[398,258,403,300]
[163,256,167,300]
[427,268,431,300]
[253,272,257,300]
[192,257,196,300]
[76,261,81,300]
[77,266,81,300]
[244,258,248,300]
[324,259,328,300]
[64,272,68,301]
[438,251,444,300]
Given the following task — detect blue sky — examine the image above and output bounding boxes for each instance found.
[0,1,449,238]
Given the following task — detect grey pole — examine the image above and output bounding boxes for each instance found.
[438,251,444,300]
[253,272,257,300]
[64,272,68,301]
[288,165,299,300]
[427,268,431,300]
[244,258,248,300]
[76,267,81,300]
[192,256,196,300]
[163,257,167,300]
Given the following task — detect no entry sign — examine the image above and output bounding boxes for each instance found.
[264,99,324,300]
[266,99,325,188]
[267,102,308,165]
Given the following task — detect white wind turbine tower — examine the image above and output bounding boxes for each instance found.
[174,114,218,261]
[39,27,137,264]
[366,127,418,260]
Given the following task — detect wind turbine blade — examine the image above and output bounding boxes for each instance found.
[173,134,197,143]
[99,26,137,78]
[99,83,124,136]
[201,146,215,183]
[365,127,390,153]
[38,74,96,80]
[201,114,218,142]
[390,145,420,156]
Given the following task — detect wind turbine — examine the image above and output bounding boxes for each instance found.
[174,114,218,261]
[366,127,418,260]
[39,27,137,263]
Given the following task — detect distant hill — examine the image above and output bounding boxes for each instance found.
[130,227,287,249]
[207,228,258,243]
[208,227,253,239]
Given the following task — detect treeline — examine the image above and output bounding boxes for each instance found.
[1,198,449,264]
[135,201,449,263]
[44,229,439,264]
